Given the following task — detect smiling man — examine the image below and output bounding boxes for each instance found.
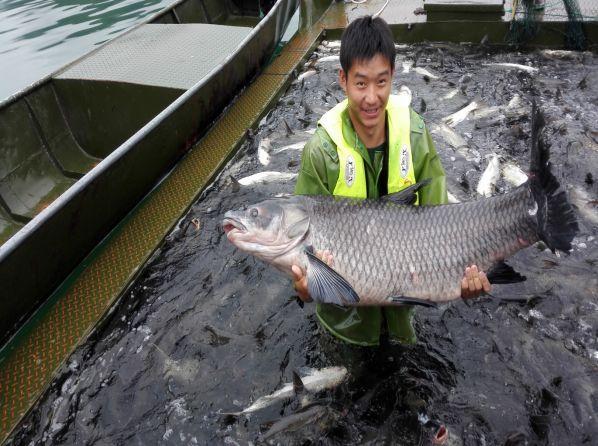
[293,16,490,347]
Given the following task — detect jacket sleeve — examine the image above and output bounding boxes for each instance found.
[294,130,339,196]
[411,121,449,206]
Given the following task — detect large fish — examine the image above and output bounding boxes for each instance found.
[222,105,578,306]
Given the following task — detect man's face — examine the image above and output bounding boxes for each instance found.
[339,53,393,132]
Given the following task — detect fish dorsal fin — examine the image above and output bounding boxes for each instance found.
[305,248,360,305]
[383,180,431,205]
[487,261,526,284]
[292,371,305,394]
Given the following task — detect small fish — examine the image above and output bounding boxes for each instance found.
[273,141,307,154]
[222,366,348,416]
[442,101,479,127]
[259,404,340,442]
[429,123,468,149]
[441,89,459,100]
[414,66,440,79]
[316,55,340,64]
[237,171,298,186]
[502,162,528,187]
[419,97,427,114]
[476,155,501,197]
[396,85,412,107]
[258,138,271,166]
[483,63,538,74]
[297,69,317,83]
[323,40,341,49]
[151,344,199,384]
[540,49,580,61]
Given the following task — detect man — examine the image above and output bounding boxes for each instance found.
[292,16,490,347]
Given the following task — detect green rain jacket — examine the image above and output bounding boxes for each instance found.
[295,107,448,346]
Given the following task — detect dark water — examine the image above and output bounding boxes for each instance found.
[0,0,175,102]
[8,43,598,445]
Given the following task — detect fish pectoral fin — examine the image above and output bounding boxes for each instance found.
[383,180,431,205]
[487,261,527,284]
[389,296,438,308]
[292,371,305,395]
[305,249,360,305]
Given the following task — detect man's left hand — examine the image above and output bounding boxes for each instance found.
[461,265,491,299]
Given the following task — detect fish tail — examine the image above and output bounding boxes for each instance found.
[528,102,578,252]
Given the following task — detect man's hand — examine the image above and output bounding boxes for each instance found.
[291,250,333,303]
[461,265,491,299]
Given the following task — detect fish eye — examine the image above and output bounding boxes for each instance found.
[250,208,259,218]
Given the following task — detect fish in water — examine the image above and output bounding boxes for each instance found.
[258,138,271,166]
[483,62,539,74]
[414,66,440,79]
[223,105,578,306]
[222,366,348,416]
[476,154,501,197]
[237,171,297,186]
[259,404,341,442]
[442,101,479,127]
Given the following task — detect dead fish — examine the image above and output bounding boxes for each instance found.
[222,366,348,416]
[483,62,539,74]
[502,162,528,187]
[442,101,479,127]
[223,105,578,306]
[476,155,501,197]
[414,66,440,79]
[258,138,272,166]
[237,171,298,186]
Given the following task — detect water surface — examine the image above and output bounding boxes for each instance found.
[0,0,175,102]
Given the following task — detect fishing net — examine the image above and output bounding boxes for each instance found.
[506,0,597,49]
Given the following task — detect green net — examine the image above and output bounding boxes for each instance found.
[506,0,596,49]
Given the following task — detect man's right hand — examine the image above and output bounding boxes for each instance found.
[291,250,333,303]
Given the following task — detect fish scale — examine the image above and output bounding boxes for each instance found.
[304,188,538,303]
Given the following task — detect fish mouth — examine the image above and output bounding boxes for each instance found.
[222,217,246,235]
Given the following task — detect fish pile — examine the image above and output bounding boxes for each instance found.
[223,105,578,306]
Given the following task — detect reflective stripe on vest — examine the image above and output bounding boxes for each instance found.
[318,95,416,199]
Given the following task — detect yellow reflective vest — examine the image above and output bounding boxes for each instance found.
[318,95,416,199]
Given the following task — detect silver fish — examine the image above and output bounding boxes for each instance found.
[223,105,577,306]
[476,154,501,197]
[237,171,297,186]
[483,62,539,74]
[222,366,348,416]
[259,404,340,442]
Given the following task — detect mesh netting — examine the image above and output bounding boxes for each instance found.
[506,0,597,49]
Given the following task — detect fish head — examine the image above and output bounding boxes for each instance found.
[222,197,310,263]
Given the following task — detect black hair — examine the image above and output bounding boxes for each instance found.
[340,15,395,74]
